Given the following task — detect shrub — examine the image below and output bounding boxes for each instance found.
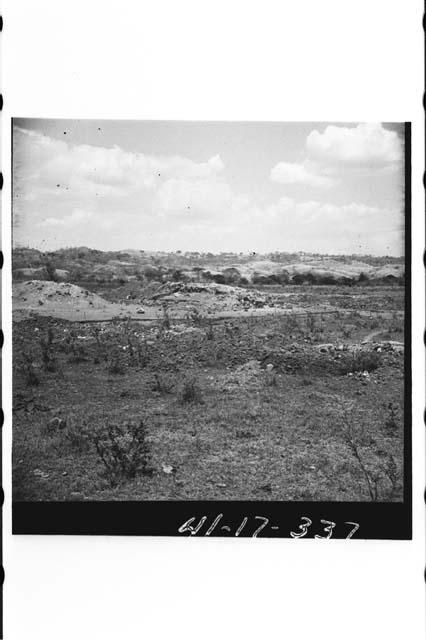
[205,320,214,340]
[151,373,174,395]
[384,402,401,434]
[334,399,402,501]
[39,327,56,372]
[186,307,205,327]
[91,419,152,487]
[342,325,353,339]
[91,326,106,363]
[369,317,380,329]
[264,370,278,387]
[64,421,91,453]
[63,329,87,363]
[136,340,150,368]
[283,314,299,335]
[179,377,203,404]
[160,304,171,332]
[21,351,39,386]
[107,352,125,375]
[45,261,58,282]
[305,312,317,335]
[339,350,380,375]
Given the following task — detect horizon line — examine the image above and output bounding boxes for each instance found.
[12,244,404,260]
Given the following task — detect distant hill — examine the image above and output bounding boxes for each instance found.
[12,247,405,287]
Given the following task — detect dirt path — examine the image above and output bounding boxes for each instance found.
[13,304,404,324]
[361,329,390,343]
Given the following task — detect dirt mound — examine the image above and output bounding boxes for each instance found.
[14,280,107,306]
[13,280,114,320]
[216,359,263,391]
[151,281,270,313]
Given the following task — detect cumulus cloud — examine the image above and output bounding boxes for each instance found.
[13,126,225,196]
[270,161,335,188]
[306,123,403,172]
[12,123,404,256]
[13,125,232,244]
[269,123,402,194]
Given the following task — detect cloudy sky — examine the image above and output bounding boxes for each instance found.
[13,119,405,255]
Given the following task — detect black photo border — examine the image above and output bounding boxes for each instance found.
[11,122,412,539]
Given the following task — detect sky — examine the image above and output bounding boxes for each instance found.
[12,119,405,255]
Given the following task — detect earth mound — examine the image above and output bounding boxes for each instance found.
[151,281,271,312]
[13,280,111,318]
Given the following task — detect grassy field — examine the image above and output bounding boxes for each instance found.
[12,283,405,503]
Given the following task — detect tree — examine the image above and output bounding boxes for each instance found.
[45,261,58,282]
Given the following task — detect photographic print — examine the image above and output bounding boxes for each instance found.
[11,119,411,537]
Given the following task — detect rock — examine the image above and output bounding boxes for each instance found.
[266,363,274,372]
[162,464,176,475]
[33,469,49,479]
[47,417,67,431]
[257,483,272,493]
[317,343,334,353]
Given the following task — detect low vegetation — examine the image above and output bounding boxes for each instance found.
[12,247,405,502]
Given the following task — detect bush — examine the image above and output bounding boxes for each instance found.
[63,329,88,363]
[339,350,381,375]
[158,304,171,332]
[186,307,205,327]
[45,261,58,282]
[107,353,125,375]
[384,402,401,433]
[305,312,317,335]
[205,320,214,340]
[179,377,203,404]
[21,351,39,386]
[334,398,402,500]
[64,421,91,453]
[264,370,278,386]
[151,373,174,395]
[91,419,152,487]
[39,327,56,372]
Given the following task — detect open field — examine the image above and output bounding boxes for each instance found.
[13,269,405,502]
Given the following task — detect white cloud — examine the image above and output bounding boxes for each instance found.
[39,209,94,228]
[13,124,404,256]
[270,161,335,188]
[260,197,403,255]
[154,177,233,218]
[306,123,402,172]
[13,127,225,197]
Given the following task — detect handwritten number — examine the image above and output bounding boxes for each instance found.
[345,522,360,539]
[315,519,336,539]
[290,516,312,538]
[205,514,223,536]
[252,516,269,538]
[178,516,207,536]
[178,516,360,538]
[235,517,248,537]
